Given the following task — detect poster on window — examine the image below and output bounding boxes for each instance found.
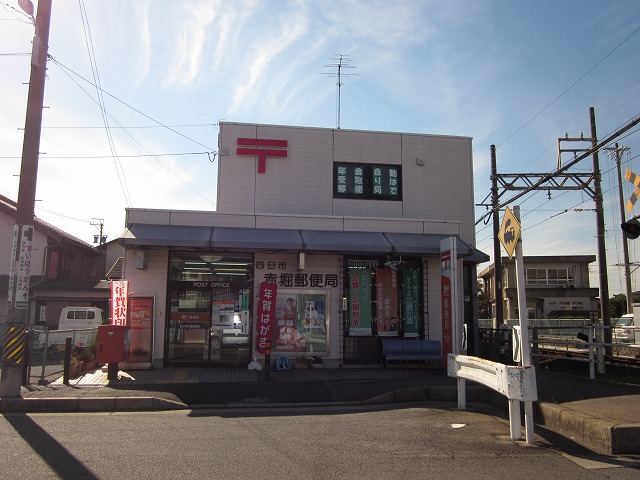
[376,268,398,336]
[274,291,328,353]
[128,296,153,362]
[402,269,420,337]
[349,268,372,336]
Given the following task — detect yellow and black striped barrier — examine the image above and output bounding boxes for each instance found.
[2,325,26,365]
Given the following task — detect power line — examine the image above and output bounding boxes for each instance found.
[497,25,640,149]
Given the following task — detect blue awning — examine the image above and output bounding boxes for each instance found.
[120,224,488,263]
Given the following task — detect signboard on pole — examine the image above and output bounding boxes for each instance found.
[499,206,521,259]
[256,281,277,354]
[110,280,129,326]
[441,237,460,364]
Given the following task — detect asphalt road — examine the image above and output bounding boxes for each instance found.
[1,403,639,479]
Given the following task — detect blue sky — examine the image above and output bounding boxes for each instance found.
[1,1,640,295]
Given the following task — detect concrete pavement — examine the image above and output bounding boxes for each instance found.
[1,364,639,456]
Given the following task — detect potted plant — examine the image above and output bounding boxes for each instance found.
[79,348,97,371]
[68,354,81,377]
[295,355,311,370]
[310,356,323,369]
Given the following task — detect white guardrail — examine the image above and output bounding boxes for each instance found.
[448,354,537,443]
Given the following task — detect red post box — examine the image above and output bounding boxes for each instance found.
[96,325,130,364]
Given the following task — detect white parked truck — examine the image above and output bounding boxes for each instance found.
[38,307,104,349]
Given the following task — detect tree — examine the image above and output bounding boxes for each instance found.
[477,280,492,318]
[609,294,627,318]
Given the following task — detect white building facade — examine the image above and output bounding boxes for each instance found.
[119,122,487,368]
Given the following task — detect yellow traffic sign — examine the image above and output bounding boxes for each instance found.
[499,206,521,259]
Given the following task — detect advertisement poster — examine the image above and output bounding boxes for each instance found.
[128,296,153,362]
[402,269,420,337]
[256,281,277,355]
[376,268,398,336]
[274,291,327,353]
[349,268,372,336]
[110,280,129,326]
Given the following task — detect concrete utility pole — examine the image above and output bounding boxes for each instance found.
[605,143,632,313]
[1,0,52,398]
[490,145,503,327]
[590,107,612,358]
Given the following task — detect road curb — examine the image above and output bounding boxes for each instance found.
[0,396,187,413]
[532,401,640,455]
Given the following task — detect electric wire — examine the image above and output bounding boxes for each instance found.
[79,0,132,208]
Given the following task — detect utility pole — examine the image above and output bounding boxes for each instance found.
[1,0,52,398]
[590,107,612,358]
[91,218,107,245]
[490,145,503,327]
[478,108,614,366]
[605,143,632,313]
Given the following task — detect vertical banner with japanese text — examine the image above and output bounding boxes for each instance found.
[440,237,459,365]
[110,280,129,326]
[7,225,34,309]
[348,268,372,336]
[402,269,420,337]
[256,281,277,354]
[376,268,398,336]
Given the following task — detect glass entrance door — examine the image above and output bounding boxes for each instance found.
[167,252,253,367]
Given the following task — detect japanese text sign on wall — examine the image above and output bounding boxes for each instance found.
[256,281,278,354]
[334,163,401,200]
[110,280,129,326]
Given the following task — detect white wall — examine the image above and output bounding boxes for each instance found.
[217,123,476,245]
[123,249,168,368]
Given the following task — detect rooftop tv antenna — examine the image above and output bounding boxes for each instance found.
[320,54,357,129]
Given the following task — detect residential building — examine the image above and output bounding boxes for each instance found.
[478,255,599,320]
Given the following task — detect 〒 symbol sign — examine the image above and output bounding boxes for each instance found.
[499,207,521,259]
[237,138,288,173]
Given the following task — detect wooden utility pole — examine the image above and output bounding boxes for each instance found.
[1,0,52,398]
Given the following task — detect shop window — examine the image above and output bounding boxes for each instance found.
[272,290,329,354]
[345,259,422,338]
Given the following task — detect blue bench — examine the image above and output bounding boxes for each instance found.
[381,339,442,370]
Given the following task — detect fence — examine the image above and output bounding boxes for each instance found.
[26,326,98,385]
[478,319,640,378]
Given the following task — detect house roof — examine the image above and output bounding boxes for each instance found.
[0,194,100,255]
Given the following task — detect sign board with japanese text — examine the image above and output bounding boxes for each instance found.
[334,163,402,200]
[7,225,33,309]
[441,237,460,365]
[376,268,398,336]
[127,296,153,363]
[110,280,129,326]
[402,269,420,337]
[256,281,277,354]
[348,268,372,336]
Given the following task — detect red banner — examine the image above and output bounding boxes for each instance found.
[441,271,452,362]
[256,281,278,354]
[110,280,129,326]
[376,268,398,336]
